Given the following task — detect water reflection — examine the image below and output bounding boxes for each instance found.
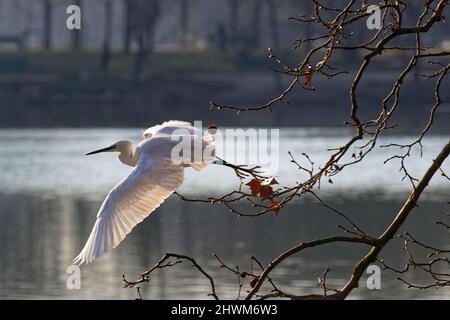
[0,192,448,299]
[0,128,448,299]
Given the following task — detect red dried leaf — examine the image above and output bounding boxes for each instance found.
[259,185,273,198]
[268,200,281,215]
[305,65,313,87]
[245,179,261,196]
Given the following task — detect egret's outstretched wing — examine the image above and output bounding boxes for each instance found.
[74,137,184,265]
[143,120,193,139]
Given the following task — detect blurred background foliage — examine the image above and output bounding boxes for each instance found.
[0,0,448,128]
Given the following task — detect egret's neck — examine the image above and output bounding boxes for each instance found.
[118,143,140,167]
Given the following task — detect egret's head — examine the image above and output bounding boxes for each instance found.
[86,140,132,156]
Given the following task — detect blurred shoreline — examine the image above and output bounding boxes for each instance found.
[0,51,449,131]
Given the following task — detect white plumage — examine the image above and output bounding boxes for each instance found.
[74,121,214,265]
[142,120,195,139]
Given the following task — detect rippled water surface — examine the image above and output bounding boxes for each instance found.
[0,128,448,299]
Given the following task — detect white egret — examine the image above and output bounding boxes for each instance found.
[74,121,215,265]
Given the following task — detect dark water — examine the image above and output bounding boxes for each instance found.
[0,192,449,300]
[0,128,448,299]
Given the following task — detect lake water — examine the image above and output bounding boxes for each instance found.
[0,128,448,299]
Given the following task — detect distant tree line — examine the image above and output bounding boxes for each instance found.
[0,0,438,53]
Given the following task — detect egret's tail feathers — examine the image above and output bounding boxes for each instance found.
[189,151,216,171]
[190,163,208,171]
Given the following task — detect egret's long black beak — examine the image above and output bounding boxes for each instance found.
[86,145,115,156]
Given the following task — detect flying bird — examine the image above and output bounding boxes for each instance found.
[74,121,215,265]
